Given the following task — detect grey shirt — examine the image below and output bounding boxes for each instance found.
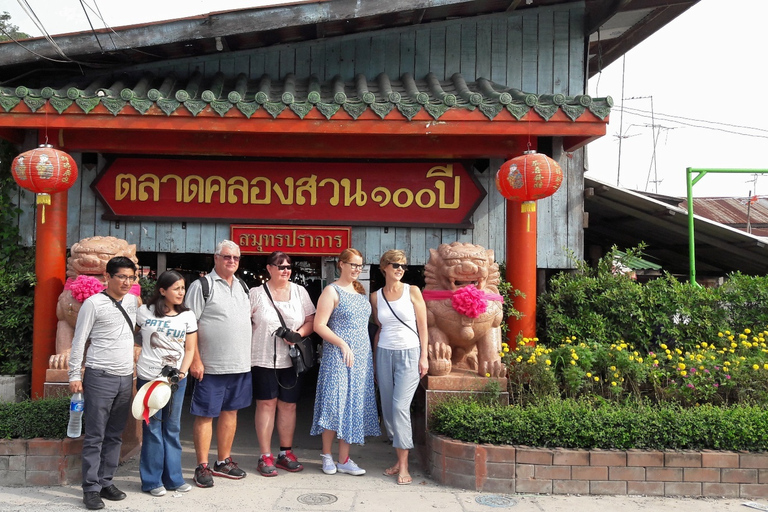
[186,269,252,374]
[68,292,139,381]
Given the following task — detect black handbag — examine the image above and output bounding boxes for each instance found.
[263,284,316,377]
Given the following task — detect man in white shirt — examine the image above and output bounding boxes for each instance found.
[69,256,139,510]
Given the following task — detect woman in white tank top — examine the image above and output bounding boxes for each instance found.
[371,250,428,485]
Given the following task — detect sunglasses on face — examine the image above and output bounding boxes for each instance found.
[274,265,292,271]
[390,263,407,270]
[218,254,240,262]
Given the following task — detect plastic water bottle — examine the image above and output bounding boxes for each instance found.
[67,392,84,438]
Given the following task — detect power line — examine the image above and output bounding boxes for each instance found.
[612,106,768,139]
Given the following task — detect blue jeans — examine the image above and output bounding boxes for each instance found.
[137,377,187,491]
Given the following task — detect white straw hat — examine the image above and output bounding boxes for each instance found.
[132,379,172,423]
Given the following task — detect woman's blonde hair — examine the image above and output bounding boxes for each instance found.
[379,249,406,275]
[338,248,365,294]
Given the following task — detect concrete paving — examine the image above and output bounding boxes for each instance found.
[0,387,762,512]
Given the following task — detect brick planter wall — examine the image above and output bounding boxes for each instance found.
[427,433,768,498]
[0,437,82,486]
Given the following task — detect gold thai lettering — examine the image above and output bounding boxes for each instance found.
[160,174,183,202]
[427,164,460,209]
[333,235,343,247]
[295,175,318,206]
[138,174,160,201]
[228,177,249,204]
[205,176,226,203]
[340,178,367,206]
[183,175,204,202]
[371,186,391,207]
[315,235,334,247]
[110,163,466,210]
[392,188,414,208]
[273,178,295,205]
[250,177,271,204]
[116,173,137,201]
[415,188,436,208]
[319,178,340,206]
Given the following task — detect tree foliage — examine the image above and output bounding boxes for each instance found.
[0,11,31,41]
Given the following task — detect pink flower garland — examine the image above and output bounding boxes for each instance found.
[65,275,105,303]
[422,284,503,318]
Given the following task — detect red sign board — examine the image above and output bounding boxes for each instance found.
[232,225,351,256]
[92,157,486,228]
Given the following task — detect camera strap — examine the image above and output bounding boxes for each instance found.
[263,283,299,389]
[102,291,137,334]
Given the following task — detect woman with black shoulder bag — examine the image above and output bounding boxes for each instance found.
[249,251,315,477]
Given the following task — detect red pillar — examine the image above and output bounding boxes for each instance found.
[31,191,68,399]
[505,200,537,346]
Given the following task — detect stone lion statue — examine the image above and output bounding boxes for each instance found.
[423,242,506,377]
[48,236,139,371]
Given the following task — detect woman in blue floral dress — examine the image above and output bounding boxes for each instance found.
[311,248,380,476]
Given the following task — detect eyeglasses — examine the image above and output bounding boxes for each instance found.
[390,263,408,270]
[344,262,364,270]
[217,254,240,262]
[112,274,138,282]
[274,265,292,271]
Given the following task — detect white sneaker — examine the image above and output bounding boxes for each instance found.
[172,483,192,492]
[321,453,337,475]
[150,486,167,497]
[336,458,366,476]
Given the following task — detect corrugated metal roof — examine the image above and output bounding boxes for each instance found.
[0,72,612,122]
[584,177,768,277]
[680,198,768,237]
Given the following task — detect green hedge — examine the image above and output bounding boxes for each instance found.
[431,397,768,451]
[0,396,70,439]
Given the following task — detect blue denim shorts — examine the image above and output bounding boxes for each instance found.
[190,372,252,417]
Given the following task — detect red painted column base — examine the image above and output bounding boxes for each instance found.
[505,200,537,347]
[31,191,67,399]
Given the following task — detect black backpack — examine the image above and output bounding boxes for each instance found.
[198,274,249,304]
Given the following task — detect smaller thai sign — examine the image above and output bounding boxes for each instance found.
[232,225,351,256]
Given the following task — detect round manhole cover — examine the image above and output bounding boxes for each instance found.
[297,493,338,505]
[475,495,518,508]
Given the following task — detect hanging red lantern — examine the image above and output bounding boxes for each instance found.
[11,144,78,223]
[495,150,563,203]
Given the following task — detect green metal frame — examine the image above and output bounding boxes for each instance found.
[686,167,768,284]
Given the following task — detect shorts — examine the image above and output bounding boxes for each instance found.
[190,372,252,417]
[251,365,303,404]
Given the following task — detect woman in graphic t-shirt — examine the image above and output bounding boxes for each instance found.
[136,270,197,496]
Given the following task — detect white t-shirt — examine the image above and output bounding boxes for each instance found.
[135,304,198,381]
[250,282,316,369]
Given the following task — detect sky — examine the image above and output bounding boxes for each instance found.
[4,0,767,199]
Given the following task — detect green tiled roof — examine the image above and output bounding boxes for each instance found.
[0,72,612,122]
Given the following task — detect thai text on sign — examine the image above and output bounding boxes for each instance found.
[232,225,351,256]
[92,158,486,227]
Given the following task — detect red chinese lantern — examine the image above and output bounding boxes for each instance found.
[495,150,563,206]
[11,144,78,223]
